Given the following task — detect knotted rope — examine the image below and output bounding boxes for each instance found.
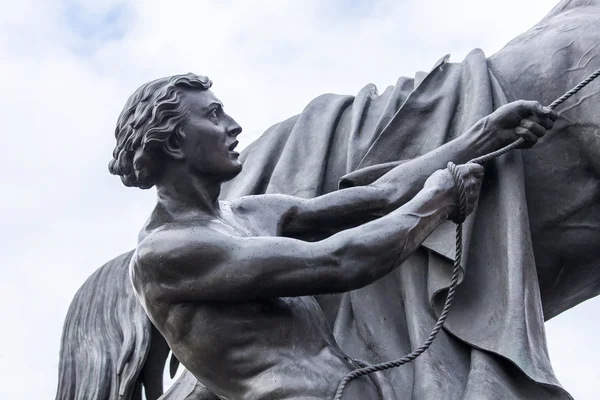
[333,67,600,400]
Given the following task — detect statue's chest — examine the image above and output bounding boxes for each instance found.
[214,205,270,238]
[219,202,284,238]
[206,217,255,238]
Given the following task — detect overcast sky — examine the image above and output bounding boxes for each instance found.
[1,0,599,398]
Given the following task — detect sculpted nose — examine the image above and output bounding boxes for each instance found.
[228,124,242,137]
[227,117,242,138]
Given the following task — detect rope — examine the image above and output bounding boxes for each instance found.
[471,67,600,165]
[333,67,600,400]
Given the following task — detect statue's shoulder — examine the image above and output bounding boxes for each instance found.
[227,194,305,237]
[135,221,213,266]
[228,194,302,214]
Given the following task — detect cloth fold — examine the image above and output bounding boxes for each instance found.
[220,48,570,398]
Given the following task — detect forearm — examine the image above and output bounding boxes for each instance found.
[284,121,489,239]
[373,119,491,210]
[320,185,453,290]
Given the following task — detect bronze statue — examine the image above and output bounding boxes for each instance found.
[107,72,553,399]
[56,1,600,399]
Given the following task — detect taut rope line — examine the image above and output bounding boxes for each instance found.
[333,67,600,400]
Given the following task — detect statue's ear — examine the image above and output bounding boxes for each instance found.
[162,134,185,160]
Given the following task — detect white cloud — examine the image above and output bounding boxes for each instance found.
[1,0,599,398]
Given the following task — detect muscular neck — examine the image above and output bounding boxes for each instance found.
[155,164,223,221]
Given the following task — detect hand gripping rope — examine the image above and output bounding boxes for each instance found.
[333,67,600,400]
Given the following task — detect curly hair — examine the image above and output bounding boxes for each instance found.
[108,73,213,189]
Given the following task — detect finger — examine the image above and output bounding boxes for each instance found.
[515,126,538,145]
[523,113,555,130]
[470,182,482,198]
[463,175,479,192]
[472,170,484,181]
[462,162,483,171]
[467,193,479,215]
[517,100,557,122]
[464,163,484,177]
[469,179,482,195]
[515,100,542,117]
[519,119,547,138]
[471,163,484,175]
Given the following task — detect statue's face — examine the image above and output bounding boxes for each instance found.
[178,89,243,182]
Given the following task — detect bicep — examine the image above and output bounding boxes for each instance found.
[218,236,347,299]
[143,230,351,303]
[231,188,393,241]
[284,185,393,239]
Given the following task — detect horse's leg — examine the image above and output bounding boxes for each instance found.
[141,325,171,400]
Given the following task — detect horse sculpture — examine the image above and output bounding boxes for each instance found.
[56,1,600,399]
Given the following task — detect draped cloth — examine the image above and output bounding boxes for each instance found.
[219,49,568,399]
[165,1,600,398]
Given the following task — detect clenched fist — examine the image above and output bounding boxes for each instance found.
[424,163,484,222]
[482,100,557,148]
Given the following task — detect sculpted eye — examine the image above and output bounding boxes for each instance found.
[209,109,218,123]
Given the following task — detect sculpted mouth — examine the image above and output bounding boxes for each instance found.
[228,141,239,152]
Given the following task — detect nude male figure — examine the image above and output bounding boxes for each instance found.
[109,73,556,399]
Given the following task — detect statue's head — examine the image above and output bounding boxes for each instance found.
[109,73,243,189]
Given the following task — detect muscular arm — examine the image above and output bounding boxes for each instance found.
[242,101,553,239]
[234,122,490,240]
[134,184,454,303]
[284,128,488,238]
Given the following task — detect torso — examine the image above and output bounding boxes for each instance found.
[136,201,381,400]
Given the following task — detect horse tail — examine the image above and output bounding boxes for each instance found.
[56,250,152,400]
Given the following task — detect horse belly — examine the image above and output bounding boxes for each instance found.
[532,202,600,319]
[524,136,600,319]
